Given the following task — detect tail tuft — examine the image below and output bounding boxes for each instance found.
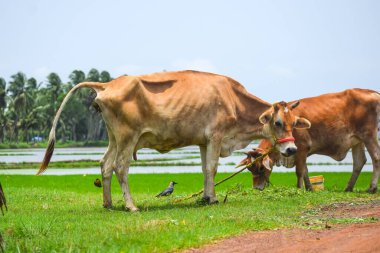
[37,138,55,175]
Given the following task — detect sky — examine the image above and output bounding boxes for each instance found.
[0,0,379,102]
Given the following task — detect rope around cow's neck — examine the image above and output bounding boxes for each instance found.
[172,146,276,203]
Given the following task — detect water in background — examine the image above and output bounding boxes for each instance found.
[0,144,374,175]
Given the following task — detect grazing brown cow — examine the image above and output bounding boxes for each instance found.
[242,89,380,192]
[37,70,310,211]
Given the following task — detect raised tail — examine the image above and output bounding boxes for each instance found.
[37,82,106,175]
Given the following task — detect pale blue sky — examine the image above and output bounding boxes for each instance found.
[0,0,379,102]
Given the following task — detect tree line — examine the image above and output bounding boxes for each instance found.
[0,68,115,143]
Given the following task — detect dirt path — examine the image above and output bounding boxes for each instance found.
[185,201,380,253]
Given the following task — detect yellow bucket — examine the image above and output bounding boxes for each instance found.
[309,175,324,191]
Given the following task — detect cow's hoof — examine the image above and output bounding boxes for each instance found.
[344,187,353,192]
[199,196,219,205]
[305,187,313,192]
[367,187,377,194]
[254,183,266,191]
[127,206,140,212]
[210,200,219,205]
[253,186,265,191]
[103,204,113,209]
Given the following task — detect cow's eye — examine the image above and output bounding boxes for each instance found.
[275,121,282,127]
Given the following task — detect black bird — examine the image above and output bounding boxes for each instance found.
[94,178,102,188]
[156,181,177,197]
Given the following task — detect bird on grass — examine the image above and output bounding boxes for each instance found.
[156,181,177,197]
[94,178,102,188]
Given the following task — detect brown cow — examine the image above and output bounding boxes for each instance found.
[37,70,311,211]
[241,89,380,192]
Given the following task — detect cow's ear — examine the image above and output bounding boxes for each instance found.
[248,149,262,158]
[259,110,273,124]
[290,101,300,110]
[262,156,273,171]
[294,117,311,129]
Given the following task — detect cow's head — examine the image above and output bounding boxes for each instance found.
[259,101,310,157]
[238,149,272,190]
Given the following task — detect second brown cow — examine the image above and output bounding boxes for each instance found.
[241,88,380,193]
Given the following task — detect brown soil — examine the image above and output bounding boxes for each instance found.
[185,201,380,253]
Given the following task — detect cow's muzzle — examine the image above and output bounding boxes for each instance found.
[285,147,297,156]
[276,136,297,157]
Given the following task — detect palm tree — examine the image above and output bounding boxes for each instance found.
[20,77,39,141]
[7,72,29,142]
[69,70,86,86]
[87,68,100,82]
[46,73,62,110]
[66,70,87,141]
[45,73,63,132]
[33,86,53,141]
[100,70,112,82]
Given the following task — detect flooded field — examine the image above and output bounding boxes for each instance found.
[0,143,374,175]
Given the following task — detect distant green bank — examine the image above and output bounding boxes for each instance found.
[0,140,109,149]
[0,159,204,170]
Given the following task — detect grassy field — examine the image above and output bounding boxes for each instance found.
[1,172,379,252]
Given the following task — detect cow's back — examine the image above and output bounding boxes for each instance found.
[293,88,380,159]
[95,71,246,151]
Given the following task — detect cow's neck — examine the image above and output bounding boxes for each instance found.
[235,91,272,139]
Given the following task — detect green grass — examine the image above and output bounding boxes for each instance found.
[1,172,379,252]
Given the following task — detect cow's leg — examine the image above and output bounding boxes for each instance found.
[99,126,116,208]
[202,140,221,204]
[100,145,116,208]
[364,138,380,193]
[302,170,312,190]
[113,140,139,212]
[295,155,310,190]
[345,143,367,192]
[199,145,207,174]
